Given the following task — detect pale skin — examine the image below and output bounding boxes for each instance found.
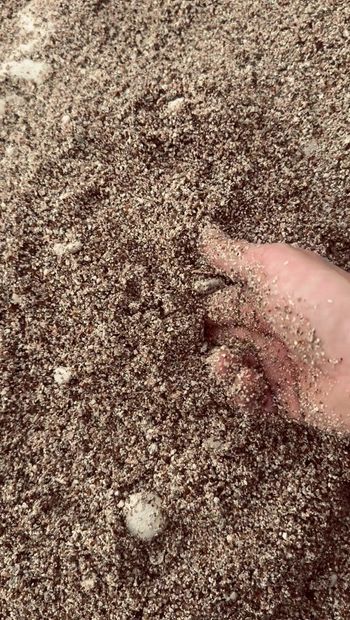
[199,225,350,434]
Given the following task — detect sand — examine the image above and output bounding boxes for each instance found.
[1,0,350,618]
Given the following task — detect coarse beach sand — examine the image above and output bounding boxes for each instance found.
[1,1,350,618]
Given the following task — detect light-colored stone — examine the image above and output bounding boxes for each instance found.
[54,366,72,385]
[52,240,82,257]
[124,491,164,541]
[192,277,225,295]
[81,575,96,591]
[167,97,185,113]
[0,59,50,83]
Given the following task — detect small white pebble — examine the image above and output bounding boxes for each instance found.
[148,442,158,455]
[124,491,164,541]
[193,277,225,295]
[167,97,185,113]
[303,139,319,156]
[81,576,96,591]
[0,58,49,83]
[54,366,72,385]
[12,293,25,305]
[226,534,233,544]
[52,240,82,257]
[329,573,337,586]
[225,591,237,602]
[203,437,223,451]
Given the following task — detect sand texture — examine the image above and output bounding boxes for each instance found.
[1,1,350,618]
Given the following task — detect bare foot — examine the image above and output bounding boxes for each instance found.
[199,225,350,434]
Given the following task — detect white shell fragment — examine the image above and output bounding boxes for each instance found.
[52,240,82,257]
[193,277,225,295]
[124,491,164,541]
[54,366,72,385]
[167,97,185,113]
